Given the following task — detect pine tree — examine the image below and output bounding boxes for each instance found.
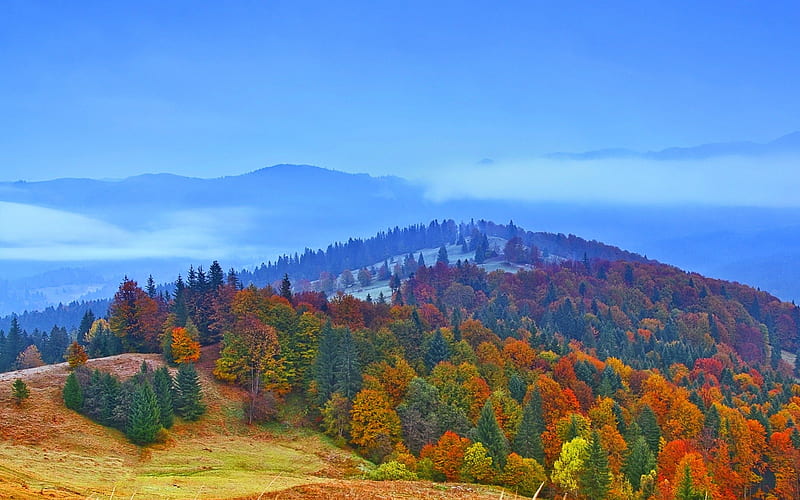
[127,382,162,445]
[174,363,205,421]
[638,405,661,454]
[474,400,509,468]
[417,252,426,268]
[623,435,656,490]
[280,274,292,301]
[512,392,545,464]
[77,309,95,344]
[63,371,83,411]
[674,462,704,500]
[146,275,157,298]
[424,329,450,370]
[334,329,362,399]
[12,379,30,405]
[153,367,175,429]
[315,323,340,405]
[208,260,225,290]
[579,430,611,499]
[437,245,449,265]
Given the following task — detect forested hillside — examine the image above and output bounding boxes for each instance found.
[5,220,800,498]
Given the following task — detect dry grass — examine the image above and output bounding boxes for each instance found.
[0,349,504,499]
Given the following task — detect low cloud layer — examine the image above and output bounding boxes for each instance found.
[0,202,260,262]
[421,154,800,207]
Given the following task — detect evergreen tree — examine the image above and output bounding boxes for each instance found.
[77,309,95,344]
[579,431,611,499]
[12,378,30,405]
[508,373,526,403]
[638,405,661,454]
[623,435,656,490]
[153,367,175,429]
[513,393,545,464]
[63,371,83,411]
[474,400,509,468]
[674,463,704,500]
[424,330,450,370]
[127,382,162,445]
[174,363,205,420]
[208,260,225,290]
[280,273,292,301]
[314,323,340,405]
[437,245,449,265]
[2,316,23,371]
[146,274,157,298]
[334,329,362,399]
[417,252,426,268]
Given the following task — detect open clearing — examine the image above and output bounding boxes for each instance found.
[0,350,506,499]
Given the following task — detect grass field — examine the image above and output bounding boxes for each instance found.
[0,350,509,499]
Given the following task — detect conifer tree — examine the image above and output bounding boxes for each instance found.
[623,435,656,490]
[63,371,83,411]
[513,392,545,464]
[637,405,661,454]
[579,430,611,499]
[153,367,175,428]
[437,245,449,265]
[424,329,450,370]
[146,274,157,298]
[12,378,30,405]
[314,323,339,405]
[174,363,205,420]
[208,260,225,290]
[127,382,162,445]
[77,309,95,344]
[474,400,509,468]
[674,462,704,500]
[280,273,292,301]
[334,329,362,399]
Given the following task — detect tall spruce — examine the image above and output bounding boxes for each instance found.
[579,430,611,500]
[280,273,292,301]
[174,363,205,420]
[77,309,95,344]
[153,367,175,428]
[63,371,83,411]
[474,400,509,468]
[638,405,661,454]
[314,323,340,405]
[512,391,545,464]
[334,329,361,399]
[424,329,450,371]
[127,382,162,445]
[623,435,656,490]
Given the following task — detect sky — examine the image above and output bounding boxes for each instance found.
[1,0,799,184]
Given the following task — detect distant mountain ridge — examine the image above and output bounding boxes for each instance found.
[547,131,800,161]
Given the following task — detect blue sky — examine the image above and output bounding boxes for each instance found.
[1,0,799,182]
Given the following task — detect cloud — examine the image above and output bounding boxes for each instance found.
[0,202,261,261]
[421,153,800,207]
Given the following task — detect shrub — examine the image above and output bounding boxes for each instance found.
[367,460,419,481]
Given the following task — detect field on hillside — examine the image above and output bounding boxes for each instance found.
[0,351,508,499]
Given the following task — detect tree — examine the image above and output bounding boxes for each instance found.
[513,392,545,464]
[422,430,471,481]
[638,405,661,454]
[12,379,30,405]
[16,345,44,369]
[339,269,355,289]
[674,462,705,500]
[170,326,201,364]
[108,277,163,352]
[174,363,205,421]
[63,371,83,411]
[355,267,371,288]
[335,328,362,399]
[350,388,402,462]
[623,435,656,490]
[437,245,449,265]
[460,442,494,483]
[66,341,88,369]
[474,399,509,469]
[146,274,157,298]
[280,274,292,301]
[579,431,611,500]
[425,329,450,371]
[127,382,162,445]
[153,367,175,429]
[77,309,96,344]
[551,437,588,499]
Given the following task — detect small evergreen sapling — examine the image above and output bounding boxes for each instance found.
[12,379,30,405]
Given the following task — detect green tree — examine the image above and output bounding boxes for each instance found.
[127,382,162,445]
[474,399,509,469]
[551,437,589,499]
[623,435,656,490]
[334,328,362,399]
[77,309,95,344]
[174,363,205,421]
[153,367,175,429]
[674,463,704,500]
[579,431,611,499]
[280,273,292,301]
[513,392,545,464]
[437,245,449,265]
[638,405,661,454]
[425,329,450,371]
[12,379,30,405]
[62,371,84,411]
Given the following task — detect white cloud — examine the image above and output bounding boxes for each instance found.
[420,154,800,207]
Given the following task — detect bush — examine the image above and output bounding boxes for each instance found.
[243,391,279,424]
[367,460,419,481]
